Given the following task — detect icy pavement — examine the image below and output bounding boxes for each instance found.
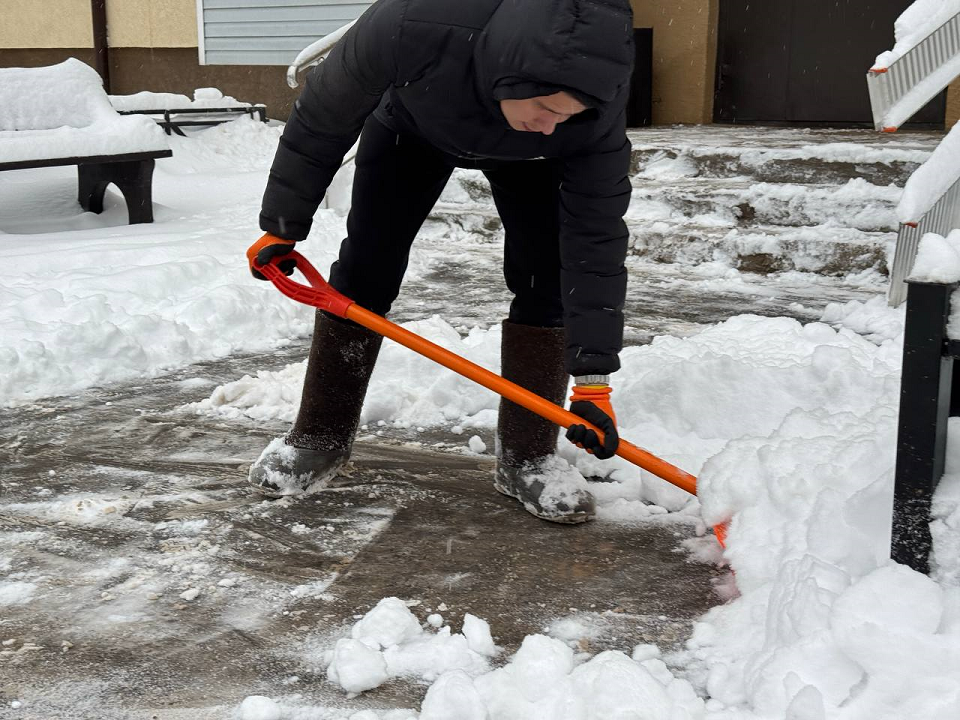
[0,348,719,718]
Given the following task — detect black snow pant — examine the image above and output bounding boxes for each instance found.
[328,116,564,329]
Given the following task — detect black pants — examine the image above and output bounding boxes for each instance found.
[329,116,564,328]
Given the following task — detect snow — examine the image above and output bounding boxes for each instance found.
[909,230,960,283]
[874,0,960,68]
[0,117,322,406]
[0,58,169,163]
[897,119,960,222]
[109,87,252,112]
[238,695,282,720]
[324,598,495,694]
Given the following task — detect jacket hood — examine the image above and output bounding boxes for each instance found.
[475,0,634,111]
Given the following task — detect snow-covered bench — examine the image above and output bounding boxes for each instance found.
[0,59,172,224]
[110,88,267,136]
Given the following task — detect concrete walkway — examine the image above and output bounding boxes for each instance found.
[0,342,721,718]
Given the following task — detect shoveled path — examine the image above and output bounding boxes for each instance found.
[0,339,721,719]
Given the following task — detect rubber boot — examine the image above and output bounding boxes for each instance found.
[494,321,596,523]
[248,311,382,496]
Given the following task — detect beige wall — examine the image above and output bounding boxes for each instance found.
[948,79,960,128]
[632,0,717,125]
[1,0,92,49]
[108,0,198,48]
[0,0,197,50]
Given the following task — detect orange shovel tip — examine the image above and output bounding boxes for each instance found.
[713,521,729,548]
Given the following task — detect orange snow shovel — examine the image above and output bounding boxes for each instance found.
[257,251,725,544]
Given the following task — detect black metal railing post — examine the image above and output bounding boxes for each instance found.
[893,279,960,572]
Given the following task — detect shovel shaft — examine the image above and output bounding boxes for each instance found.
[349,304,698,496]
[258,251,698,498]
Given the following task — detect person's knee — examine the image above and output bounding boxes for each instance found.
[508,293,563,328]
[328,259,400,316]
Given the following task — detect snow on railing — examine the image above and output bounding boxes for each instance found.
[888,122,960,305]
[867,12,960,132]
[286,21,356,90]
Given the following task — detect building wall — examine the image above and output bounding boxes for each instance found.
[632,0,718,125]
[1,0,92,49]
[108,0,198,48]
[948,80,960,128]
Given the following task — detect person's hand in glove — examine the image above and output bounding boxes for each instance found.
[247,233,297,280]
[565,382,619,459]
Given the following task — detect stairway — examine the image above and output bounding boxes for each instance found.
[395,125,944,343]
[432,125,938,275]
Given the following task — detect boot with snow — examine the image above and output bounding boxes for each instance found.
[248,311,383,496]
[494,321,596,523]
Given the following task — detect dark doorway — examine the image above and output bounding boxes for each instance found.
[627,28,653,128]
[715,0,945,127]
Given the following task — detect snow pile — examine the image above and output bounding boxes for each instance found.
[419,635,704,720]
[314,598,704,720]
[0,58,169,163]
[323,598,498,694]
[109,87,253,112]
[907,229,960,340]
[688,418,960,719]
[874,0,960,68]
[677,301,960,718]
[898,121,960,223]
[908,229,960,283]
[0,118,339,406]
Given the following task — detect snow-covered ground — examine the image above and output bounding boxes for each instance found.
[3,119,960,719]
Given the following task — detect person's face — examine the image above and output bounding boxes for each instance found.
[499,92,588,135]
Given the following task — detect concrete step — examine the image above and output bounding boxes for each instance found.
[627,177,901,233]
[626,222,892,276]
[425,206,890,277]
[628,125,939,187]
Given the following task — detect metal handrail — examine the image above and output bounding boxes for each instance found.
[286,21,356,89]
[867,13,960,132]
[888,174,960,306]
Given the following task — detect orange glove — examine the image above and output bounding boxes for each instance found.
[247,233,297,280]
[565,384,619,459]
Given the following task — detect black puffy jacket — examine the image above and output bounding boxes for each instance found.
[261,0,634,375]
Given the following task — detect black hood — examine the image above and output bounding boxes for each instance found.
[475,0,634,110]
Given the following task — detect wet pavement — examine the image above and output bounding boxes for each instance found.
[1,339,722,718]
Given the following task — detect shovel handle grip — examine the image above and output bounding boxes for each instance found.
[257,250,354,318]
[255,252,699,498]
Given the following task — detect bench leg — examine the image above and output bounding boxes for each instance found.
[77,164,110,215]
[77,159,158,224]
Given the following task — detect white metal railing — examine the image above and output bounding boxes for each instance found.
[286,21,357,89]
[888,177,960,306]
[867,13,960,132]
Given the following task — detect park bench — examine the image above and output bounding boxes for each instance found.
[0,58,172,224]
[110,88,267,136]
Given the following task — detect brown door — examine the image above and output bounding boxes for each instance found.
[715,0,946,126]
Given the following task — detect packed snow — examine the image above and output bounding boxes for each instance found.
[3,107,960,719]
[0,58,169,163]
